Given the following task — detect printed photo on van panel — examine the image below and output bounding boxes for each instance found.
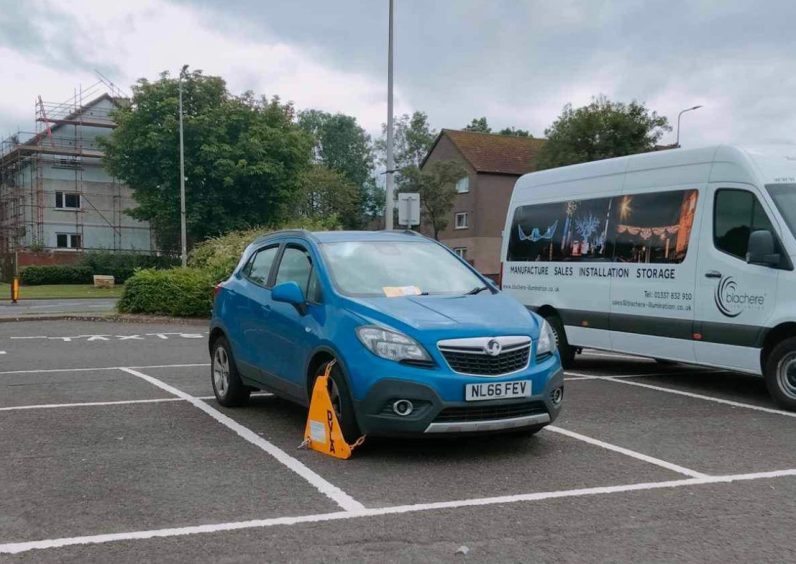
[612,190,698,264]
[507,197,614,262]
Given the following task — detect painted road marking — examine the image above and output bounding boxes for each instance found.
[3,468,796,555]
[599,376,796,419]
[545,425,709,479]
[9,332,207,343]
[0,393,273,412]
[565,369,720,382]
[0,363,210,375]
[118,367,363,512]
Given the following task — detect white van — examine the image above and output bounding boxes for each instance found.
[500,145,796,409]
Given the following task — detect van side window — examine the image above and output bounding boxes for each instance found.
[507,189,698,264]
[714,190,776,260]
[244,245,279,286]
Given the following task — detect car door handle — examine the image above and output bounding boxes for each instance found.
[704,271,722,279]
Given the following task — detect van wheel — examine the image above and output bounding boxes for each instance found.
[211,337,251,407]
[545,314,575,369]
[764,337,796,410]
[314,362,361,444]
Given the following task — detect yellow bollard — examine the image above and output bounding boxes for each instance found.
[303,360,365,460]
[11,276,19,303]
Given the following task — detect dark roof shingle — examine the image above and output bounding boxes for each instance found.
[428,129,545,175]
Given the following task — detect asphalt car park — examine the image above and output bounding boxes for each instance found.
[2,320,796,562]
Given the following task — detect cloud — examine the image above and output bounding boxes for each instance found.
[2,0,796,149]
[0,0,408,138]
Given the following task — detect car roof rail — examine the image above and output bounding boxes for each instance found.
[251,228,317,245]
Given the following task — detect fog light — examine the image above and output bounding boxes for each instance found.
[550,387,564,406]
[392,399,414,416]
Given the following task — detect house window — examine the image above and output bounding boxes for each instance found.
[453,247,467,259]
[455,212,469,229]
[455,176,470,194]
[56,233,81,249]
[55,192,81,209]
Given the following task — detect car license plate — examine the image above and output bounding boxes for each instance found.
[465,380,532,401]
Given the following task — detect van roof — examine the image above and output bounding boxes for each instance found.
[513,145,796,202]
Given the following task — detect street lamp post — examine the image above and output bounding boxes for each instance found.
[675,105,703,148]
[384,0,395,230]
[178,67,187,267]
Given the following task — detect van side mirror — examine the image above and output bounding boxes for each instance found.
[747,230,780,267]
[271,281,307,314]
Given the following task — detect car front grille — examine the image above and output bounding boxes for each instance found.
[434,401,546,423]
[438,336,531,376]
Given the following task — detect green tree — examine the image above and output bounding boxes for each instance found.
[398,160,465,240]
[296,164,360,224]
[537,96,671,170]
[377,111,437,170]
[101,69,313,250]
[498,126,532,137]
[298,110,374,228]
[463,117,491,133]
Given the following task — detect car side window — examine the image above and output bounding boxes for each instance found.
[274,246,315,298]
[714,189,777,260]
[244,245,279,287]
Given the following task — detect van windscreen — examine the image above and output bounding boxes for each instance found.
[766,184,796,239]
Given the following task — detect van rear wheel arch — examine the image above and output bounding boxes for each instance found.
[536,306,576,368]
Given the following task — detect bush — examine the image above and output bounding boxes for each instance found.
[188,217,340,282]
[81,252,180,283]
[20,265,94,285]
[118,268,214,317]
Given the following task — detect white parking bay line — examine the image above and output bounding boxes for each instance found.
[0,398,184,412]
[0,393,274,412]
[0,363,209,376]
[4,468,796,555]
[117,367,363,512]
[600,377,796,419]
[545,425,709,479]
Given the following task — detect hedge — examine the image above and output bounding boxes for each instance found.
[20,265,94,285]
[117,268,215,317]
[81,252,180,283]
[188,217,340,282]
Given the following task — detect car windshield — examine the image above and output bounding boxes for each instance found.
[320,240,485,297]
[766,184,796,239]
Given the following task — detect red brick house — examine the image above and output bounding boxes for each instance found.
[421,129,544,278]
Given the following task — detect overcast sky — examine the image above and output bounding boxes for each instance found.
[1,0,795,149]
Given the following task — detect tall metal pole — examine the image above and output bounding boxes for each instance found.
[675,105,702,148]
[384,0,395,230]
[178,71,187,266]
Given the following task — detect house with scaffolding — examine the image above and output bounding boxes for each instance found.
[0,82,154,276]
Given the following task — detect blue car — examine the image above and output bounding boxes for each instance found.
[209,230,564,441]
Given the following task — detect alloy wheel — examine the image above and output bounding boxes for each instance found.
[213,346,230,398]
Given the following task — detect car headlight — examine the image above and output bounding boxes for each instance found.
[356,325,431,363]
[536,320,557,357]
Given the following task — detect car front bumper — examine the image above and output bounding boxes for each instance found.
[352,366,564,437]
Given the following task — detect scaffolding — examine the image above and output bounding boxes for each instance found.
[0,78,152,256]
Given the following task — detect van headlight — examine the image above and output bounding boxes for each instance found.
[356,326,431,363]
[536,320,557,357]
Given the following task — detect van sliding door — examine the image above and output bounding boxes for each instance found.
[607,186,702,362]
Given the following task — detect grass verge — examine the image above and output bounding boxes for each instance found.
[0,283,123,300]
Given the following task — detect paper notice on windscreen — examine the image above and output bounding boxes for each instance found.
[383,286,422,297]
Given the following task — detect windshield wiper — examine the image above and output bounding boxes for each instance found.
[465,285,490,295]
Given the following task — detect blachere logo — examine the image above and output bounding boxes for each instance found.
[714,276,766,318]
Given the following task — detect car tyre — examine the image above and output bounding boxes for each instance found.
[315,361,361,444]
[764,337,796,411]
[545,314,575,368]
[211,336,251,407]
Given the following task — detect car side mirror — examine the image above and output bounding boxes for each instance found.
[271,281,307,315]
[747,230,780,267]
